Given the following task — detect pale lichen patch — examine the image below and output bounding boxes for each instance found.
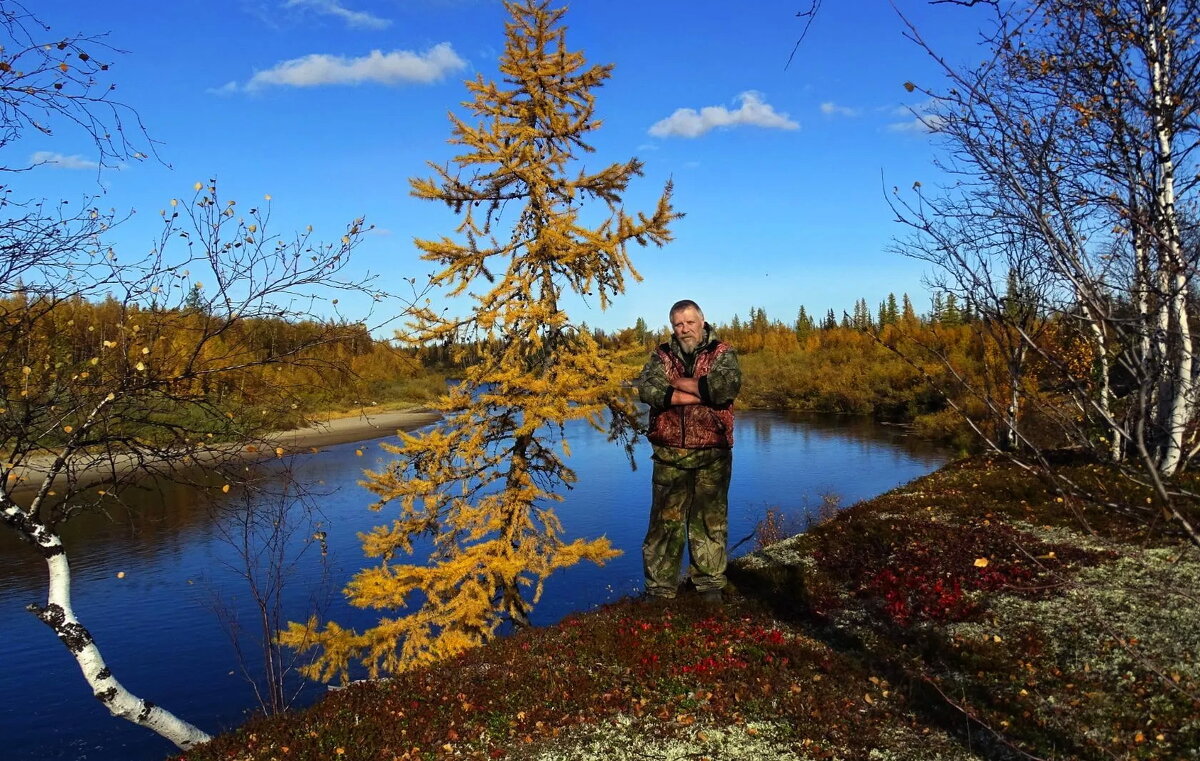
[525,712,981,761]
[526,716,812,761]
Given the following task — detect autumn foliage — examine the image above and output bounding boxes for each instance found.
[281,0,677,680]
[0,291,431,453]
[650,298,1118,454]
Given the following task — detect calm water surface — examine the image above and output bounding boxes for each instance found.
[0,411,947,761]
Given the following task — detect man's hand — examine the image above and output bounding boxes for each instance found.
[671,377,700,396]
[670,389,703,406]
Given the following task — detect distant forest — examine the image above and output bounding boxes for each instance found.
[580,290,1086,450]
[4,286,1091,451]
[0,291,443,442]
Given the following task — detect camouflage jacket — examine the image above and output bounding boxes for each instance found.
[637,325,741,464]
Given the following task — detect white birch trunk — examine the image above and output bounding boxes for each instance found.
[1081,304,1121,462]
[1162,270,1191,475]
[1132,219,1156,457]
[1001,339,1026,452]
[1154,264,1173,455]
[1005,370,1021,451]
[1145,0,1190,475]
[2,499,212,751]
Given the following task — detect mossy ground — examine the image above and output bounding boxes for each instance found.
[174,457,1199,761]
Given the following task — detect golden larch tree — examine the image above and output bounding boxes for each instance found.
[282,0,677,681]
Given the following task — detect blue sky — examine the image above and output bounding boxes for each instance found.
[22,0,986,335]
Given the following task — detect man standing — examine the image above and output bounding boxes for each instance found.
[637,300,742,602]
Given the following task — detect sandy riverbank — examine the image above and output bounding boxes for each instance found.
[270,408,441,448]
[9,408,441,497]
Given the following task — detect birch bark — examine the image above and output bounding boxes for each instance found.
[1144,0,1191,475]
[1,498,212,751]
[1081,303,1121,462]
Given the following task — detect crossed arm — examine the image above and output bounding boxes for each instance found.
[637,351,741,409]
[668,376,703,406]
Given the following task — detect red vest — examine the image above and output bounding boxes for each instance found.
[647,342,735,450]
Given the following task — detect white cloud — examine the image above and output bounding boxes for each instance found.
[284,0,391,30]
[209,80,241,96]
[29,151,99,170]
[820,101,860,117]
[648,91,798,139]
[240,43,466,91]
[885,113,945,133]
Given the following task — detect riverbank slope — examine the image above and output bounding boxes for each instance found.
[173,456,1199,761]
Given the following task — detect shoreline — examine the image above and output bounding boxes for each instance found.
[8,407,441,497]
[269,407,441,449]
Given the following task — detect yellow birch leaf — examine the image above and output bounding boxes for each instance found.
[974,557,989,567]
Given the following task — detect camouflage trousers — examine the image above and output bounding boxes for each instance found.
[642,451,732,597]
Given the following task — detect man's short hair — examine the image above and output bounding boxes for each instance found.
[669,299,703,320]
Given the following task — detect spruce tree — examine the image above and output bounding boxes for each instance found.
[749,305,769,335]
[795,305,813,336]
[944,293,961,325]
[823,308,838,330]
[930,292,945,324]
[855,297,873,330]
[281,0,677,681]
[633,316,650,344]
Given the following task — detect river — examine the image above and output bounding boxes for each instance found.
[0,411,948,761]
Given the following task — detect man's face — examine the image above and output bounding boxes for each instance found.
[672,308,704,352]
